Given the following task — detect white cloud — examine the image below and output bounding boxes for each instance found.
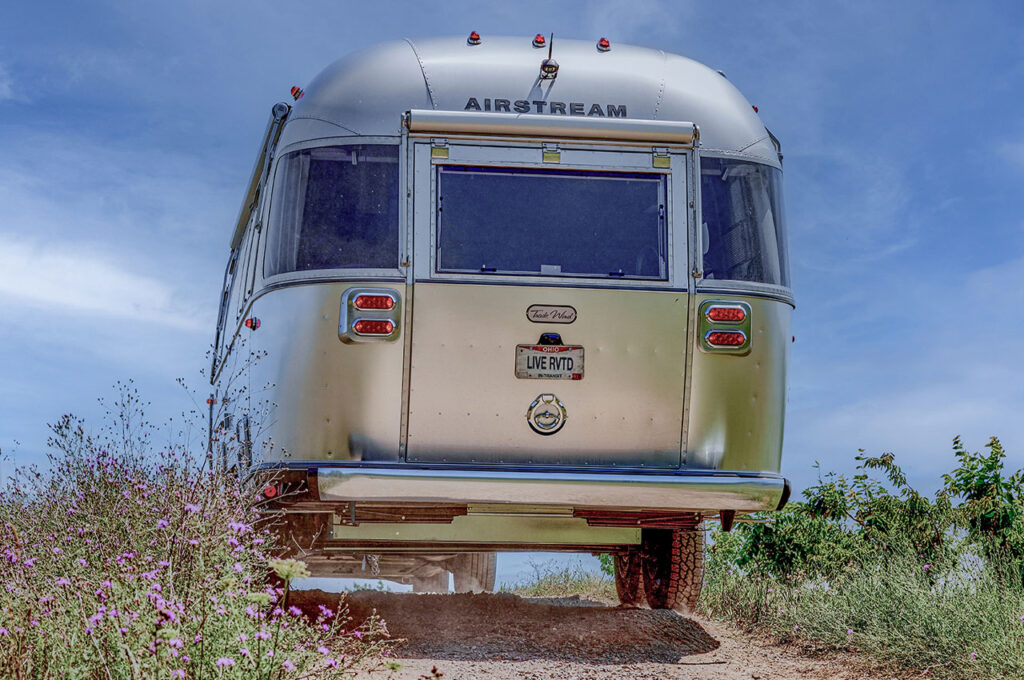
[0,234,206,330]
[0,64,13,101]
[997,140,1024,170]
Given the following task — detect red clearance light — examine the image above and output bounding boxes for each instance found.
[353,319,394,335]
[533,34,546,47]
[353,294,395,310]
[290,86,304,101]
[468,31,481,45]
[706,306,746,323]
[244,317,261,330]
[262,484,278,499]
[752,105,759,113]
[597,37,611,52]
[707,331,747,347]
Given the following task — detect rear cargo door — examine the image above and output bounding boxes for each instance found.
[406,139,689,468]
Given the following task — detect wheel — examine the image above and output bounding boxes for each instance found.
[450,553,497,593]
[411,570,450,593]
[641,527,704,611]
[613,548,644,607]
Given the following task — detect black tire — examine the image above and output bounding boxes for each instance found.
[411,571,450,593]
[613,548,644,607]
[641,527,705,611]
[451,553,497,593]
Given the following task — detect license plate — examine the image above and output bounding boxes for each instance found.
[515,345,584,380]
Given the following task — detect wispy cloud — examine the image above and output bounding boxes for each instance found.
[0,63,14,101]
[997,140,1024,170]
[0,234,206,330]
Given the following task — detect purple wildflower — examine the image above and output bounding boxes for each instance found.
[171,671,186,679]
[216,657,235,667]
[282,660,296,671]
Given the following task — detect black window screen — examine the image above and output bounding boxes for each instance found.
[265,145,399,276]
[436,166,667,280]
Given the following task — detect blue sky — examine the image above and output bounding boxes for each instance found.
[2,0,1023,496]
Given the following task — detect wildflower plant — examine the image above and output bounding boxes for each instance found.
[0,399,392,678]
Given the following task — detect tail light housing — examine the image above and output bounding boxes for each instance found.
[339,288,401,343]
[698,300,752,355]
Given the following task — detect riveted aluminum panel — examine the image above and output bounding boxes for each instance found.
[283,36,778,163]
[405,284,688,466]
[246,282,407,463]
[685,294,791,473]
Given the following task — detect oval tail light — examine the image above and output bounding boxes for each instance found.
[353,294,395,311]
[706,306,746,323]
[706,331,747,347]
[353,319,395,335]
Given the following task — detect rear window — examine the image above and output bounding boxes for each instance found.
[436,166,667,280]
[265,144,399,276]
[700,158,789,287]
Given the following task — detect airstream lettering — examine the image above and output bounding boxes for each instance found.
[464,97,628,117]
[212,35,792,606]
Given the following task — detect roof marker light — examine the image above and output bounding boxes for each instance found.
[752,105,759,113]
[467,31,481,45]
[597,37,611,52]
[533,34,546,48]
[290,86,304,101]
[244,317,261,330]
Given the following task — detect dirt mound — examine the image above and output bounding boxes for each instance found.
[289,589,718,665]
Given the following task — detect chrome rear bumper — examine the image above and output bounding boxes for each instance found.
[316,466,787,512]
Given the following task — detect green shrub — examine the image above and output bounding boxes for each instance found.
[701,438,1024,680]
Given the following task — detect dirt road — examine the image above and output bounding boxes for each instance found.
[293,590,886,680]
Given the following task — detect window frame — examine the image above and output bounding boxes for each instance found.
[260,137,407,287]
[413,139,688,291]
[694,151,793,301]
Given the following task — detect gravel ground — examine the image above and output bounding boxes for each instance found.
[290,590,894,680]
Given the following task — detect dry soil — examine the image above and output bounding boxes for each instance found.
[290,590,896,680]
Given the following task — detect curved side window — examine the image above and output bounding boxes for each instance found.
[265,144,399,276]
[700,157,789,288]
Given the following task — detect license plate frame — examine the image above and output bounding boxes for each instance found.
[515,345,584,380]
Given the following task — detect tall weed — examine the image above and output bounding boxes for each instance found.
[0,410,392,678]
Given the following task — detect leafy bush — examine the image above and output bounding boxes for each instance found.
[702,438,1024,680]
[0,410,392,678]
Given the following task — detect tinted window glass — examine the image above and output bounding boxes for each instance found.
[437,166,667,280]
[265,145,399,276]
[700,158,789,287]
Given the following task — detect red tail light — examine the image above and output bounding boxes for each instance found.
[262,484,278,499]
[706,306,746,323]
[353,319,394,335]
[244,317,261,330]
[706,331,746,347]
[353,294,395,310]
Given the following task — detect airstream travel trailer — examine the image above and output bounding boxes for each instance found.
[212,34,792,608]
